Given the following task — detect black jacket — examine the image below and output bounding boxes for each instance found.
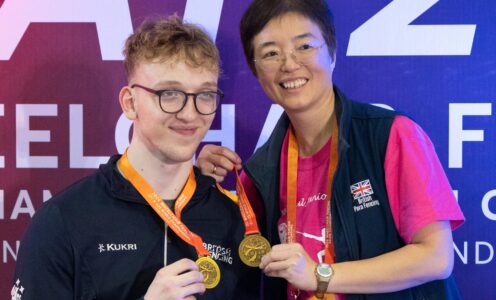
[13,155,260,299]
[244,87,461,299]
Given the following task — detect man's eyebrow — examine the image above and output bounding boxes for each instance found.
[154,80,182,88]
[200,82,218,89]
[154,80,218,90]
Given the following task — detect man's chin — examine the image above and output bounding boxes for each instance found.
[165,149,197,164]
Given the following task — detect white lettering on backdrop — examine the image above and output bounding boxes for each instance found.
[0,0,133,60]
[0,0,224,60]
[449,103,492,168]
[347,0,476,56]
[16,104,58,168]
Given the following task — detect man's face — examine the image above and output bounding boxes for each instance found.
[128,60,218,164]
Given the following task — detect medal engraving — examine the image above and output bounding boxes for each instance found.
[196,256,220,289]
[239,234,271,267]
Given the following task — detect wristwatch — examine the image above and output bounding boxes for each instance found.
[315,263,333,299]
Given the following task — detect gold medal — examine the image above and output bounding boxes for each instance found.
[196,256,220,289]
[238,234,271,267]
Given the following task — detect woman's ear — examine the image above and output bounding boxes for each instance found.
[119,86,137,120]
[330,52,336,71]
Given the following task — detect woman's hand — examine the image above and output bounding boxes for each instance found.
[196,144,242,182]
[260,243,318,291]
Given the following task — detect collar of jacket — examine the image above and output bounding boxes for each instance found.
[245,85,352,181]
[242,86,351,240]
[100,155,216,205]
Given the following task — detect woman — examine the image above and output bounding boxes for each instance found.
[198,0,464,299]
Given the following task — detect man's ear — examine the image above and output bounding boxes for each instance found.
[119,86,137,120]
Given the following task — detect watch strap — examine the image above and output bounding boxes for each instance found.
[315,280,329,299]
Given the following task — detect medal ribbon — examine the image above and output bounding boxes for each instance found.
[215,170,261,235]
[234,169,261,235]
[215,183,239,204]
[287,115,339,299]
[216,169,271,268]
[117,151,210,257]
[174,170,196,220]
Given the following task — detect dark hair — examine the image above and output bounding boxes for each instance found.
[240,0,336,76]
[124,15,220,79]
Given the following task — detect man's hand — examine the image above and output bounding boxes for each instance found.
[144,258,205,300]
[197,144,242,182]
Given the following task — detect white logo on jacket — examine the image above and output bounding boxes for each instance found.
[203,242,233,264]
[11,279,24,300]
[350,179,380,212]
[98,243,138,253]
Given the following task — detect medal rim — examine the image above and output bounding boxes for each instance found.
[195,256,220,289]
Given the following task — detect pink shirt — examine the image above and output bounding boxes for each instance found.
[241,115,464,299]
[384,116,464,243]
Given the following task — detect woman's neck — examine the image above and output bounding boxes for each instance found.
[124,142,193,200]
[287,89,336,157]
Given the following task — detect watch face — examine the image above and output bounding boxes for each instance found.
[317,263,332,277]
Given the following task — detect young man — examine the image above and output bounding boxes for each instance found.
[13,16,258,299]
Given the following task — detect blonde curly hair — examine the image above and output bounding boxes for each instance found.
[123,15,220,79]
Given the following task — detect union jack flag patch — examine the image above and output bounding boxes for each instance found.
[350,179,374,200]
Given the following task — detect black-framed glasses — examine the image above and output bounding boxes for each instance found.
[131,84,223,115]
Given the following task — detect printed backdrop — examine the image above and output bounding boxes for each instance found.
[1,0,495,298]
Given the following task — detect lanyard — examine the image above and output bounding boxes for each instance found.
[216,170,271,267]
[214,171,261,235]
[117,151,210,257]
[287,114,339,264]
[234,169,261,235]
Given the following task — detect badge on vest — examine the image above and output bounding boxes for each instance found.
[350,179,380,212]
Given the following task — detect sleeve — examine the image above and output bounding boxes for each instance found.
[384,115,465,244]
[12,203,75,299]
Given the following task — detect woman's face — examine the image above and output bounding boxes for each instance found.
[252,12,335,114]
